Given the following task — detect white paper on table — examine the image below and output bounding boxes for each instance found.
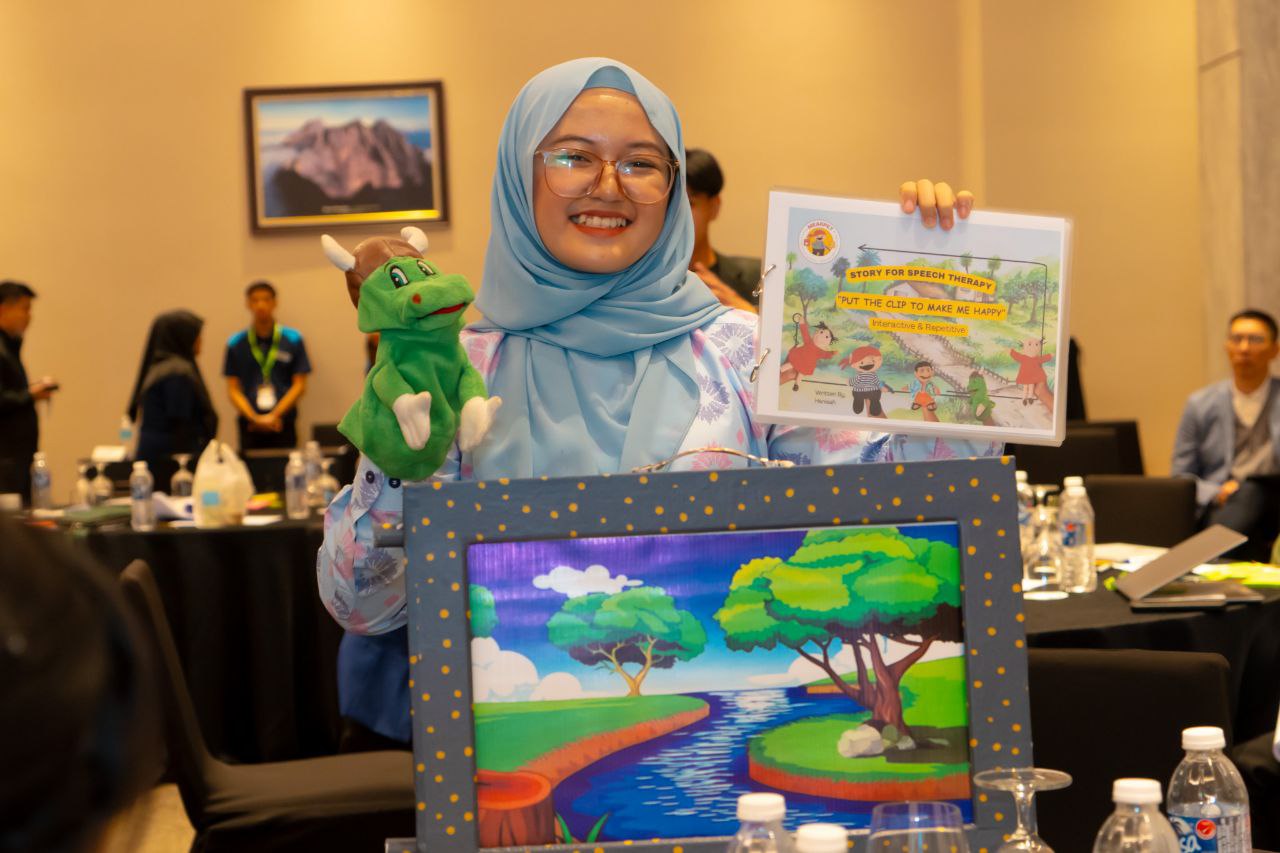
[242,514,283,527]
[1095,542,1168,571]
[91,444,128,463]
[152,492,194,521]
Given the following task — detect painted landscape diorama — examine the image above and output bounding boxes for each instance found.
[465,523,972,846]
[761,197,1068,440]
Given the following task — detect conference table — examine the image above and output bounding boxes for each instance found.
[70,522,1280,763]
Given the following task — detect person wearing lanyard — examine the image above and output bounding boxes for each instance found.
[223,280,311,451]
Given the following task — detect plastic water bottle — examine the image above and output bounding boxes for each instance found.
[304,440,324,507]
[1092,778,1180,853]
[119,415,134,445]
[1167,726,1251,853]
[30,452,53,510]
[1060,484,1097,593]
[727,793,794,853]
[285,451,309,520]
[129,461,156,531]
[794,824,844,853]
[1016,470,1036,558]
[72,460,93,506]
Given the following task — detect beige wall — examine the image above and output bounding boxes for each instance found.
[977,0,1202,473]
[0,0,1200,489]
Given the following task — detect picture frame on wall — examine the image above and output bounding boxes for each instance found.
[390,456,1032,853]
[243,81,449,232]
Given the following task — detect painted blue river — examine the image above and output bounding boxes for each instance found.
[552,688,971,841]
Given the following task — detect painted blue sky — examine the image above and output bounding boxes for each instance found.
[466,522,960,699]
[256,93,434,142]
[788,206,1064,278]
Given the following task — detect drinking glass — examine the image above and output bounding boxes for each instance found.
[170,453,194,497]
[973,767,1072,852]
[315,458,340,507]
[868,801,969,853]
[1023,503,1067,601]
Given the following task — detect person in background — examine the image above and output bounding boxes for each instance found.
[0,519,159,853]
[1172,308,1280,560]
[685,148,760,312]
[317,58,983,750]
[0,281,57,503]
[224,281,311,451]
[126,310,218,476]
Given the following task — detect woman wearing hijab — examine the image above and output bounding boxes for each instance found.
[317,58,990,748]
[126,310,218,476]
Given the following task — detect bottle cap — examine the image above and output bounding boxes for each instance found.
[1182,726,1226,750]
[306,440,320,451]
[795,823,846,853]
[32,451,45,462]
[1065,485,1086,496]
[1064,475,1084,488]
[1112,778,1162,804]
[737,792,786,822]
[132,461,148,472]
[1015,470,1028,482]
[289,450,303,461]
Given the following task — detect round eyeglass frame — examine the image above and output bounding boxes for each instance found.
[534,147,680,205]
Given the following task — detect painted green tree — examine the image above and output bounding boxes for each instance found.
[714,529,961,735]
[547,587,707,696]
[470,584,498,637]
[830,256,851,292]
[785,267,829,323]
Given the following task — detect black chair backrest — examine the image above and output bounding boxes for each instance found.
[1069,419,1143,475]
[1028,648,1232,853]
[119,560,216,828]
[1007,422,1138,484]
[1084,474,1198,547]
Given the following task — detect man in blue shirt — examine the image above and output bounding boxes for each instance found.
[223,281,311,451]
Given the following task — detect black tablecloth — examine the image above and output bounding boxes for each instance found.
[1026,578,1280,741]
[77,520,343,764]
[64,520,1280,763]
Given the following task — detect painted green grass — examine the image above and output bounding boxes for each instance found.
[750,716,969,782]
[806,655,969,729]
[474,695,707,772]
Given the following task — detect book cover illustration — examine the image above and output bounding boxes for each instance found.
[756,193,1070,445]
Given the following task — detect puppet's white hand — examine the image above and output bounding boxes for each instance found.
[392,391,432,450]
[458,396,502,452]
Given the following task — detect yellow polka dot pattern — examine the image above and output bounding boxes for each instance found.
[400,457,1029,852]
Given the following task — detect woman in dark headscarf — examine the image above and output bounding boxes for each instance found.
[126,310,218,476]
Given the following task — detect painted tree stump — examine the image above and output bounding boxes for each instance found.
[476,769,555,847]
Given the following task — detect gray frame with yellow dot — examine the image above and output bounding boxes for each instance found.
[396,456,1030,853]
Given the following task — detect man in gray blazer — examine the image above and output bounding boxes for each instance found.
[1172,309,1280,559]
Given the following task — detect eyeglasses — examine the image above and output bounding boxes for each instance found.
[535,147,678,205]
[1227,333,1272,347]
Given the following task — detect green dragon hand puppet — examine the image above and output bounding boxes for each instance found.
[321,227,501,481]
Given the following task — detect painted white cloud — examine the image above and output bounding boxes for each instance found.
[471,637,538,701]
[530,671,586,701]
[532,564,643,598]
[472,637,602,703]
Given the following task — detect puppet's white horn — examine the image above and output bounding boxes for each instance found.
[401,226,429,253]
[320,234,356,271]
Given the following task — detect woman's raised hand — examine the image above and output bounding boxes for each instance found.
[899,180,974,231]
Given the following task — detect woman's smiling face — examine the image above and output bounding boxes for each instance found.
[532,87,671,274]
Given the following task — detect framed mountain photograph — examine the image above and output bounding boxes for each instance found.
[244,81,449,231]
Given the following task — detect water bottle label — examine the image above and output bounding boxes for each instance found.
[33,471,51,488]
[131,485,149,500]
[1169,814,1249,853]
[1061,521,1082,548]
[287,473,306,490]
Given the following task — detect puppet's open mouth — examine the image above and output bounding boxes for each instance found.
[429,304,465,316]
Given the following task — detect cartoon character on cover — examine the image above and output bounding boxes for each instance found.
[1010,338,1053,407]
[908,361,940,416]
[320,227,502,481]
[967,371,996,425]
[839,344,898,418]
[779,313,838,391]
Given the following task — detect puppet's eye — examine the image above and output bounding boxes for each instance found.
[388,265,408,288]
[388,478,402,489]
[416,260,435,277]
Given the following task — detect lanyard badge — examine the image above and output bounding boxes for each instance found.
[248,325,281,412]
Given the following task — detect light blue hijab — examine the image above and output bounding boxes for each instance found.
[470,58,728,479]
